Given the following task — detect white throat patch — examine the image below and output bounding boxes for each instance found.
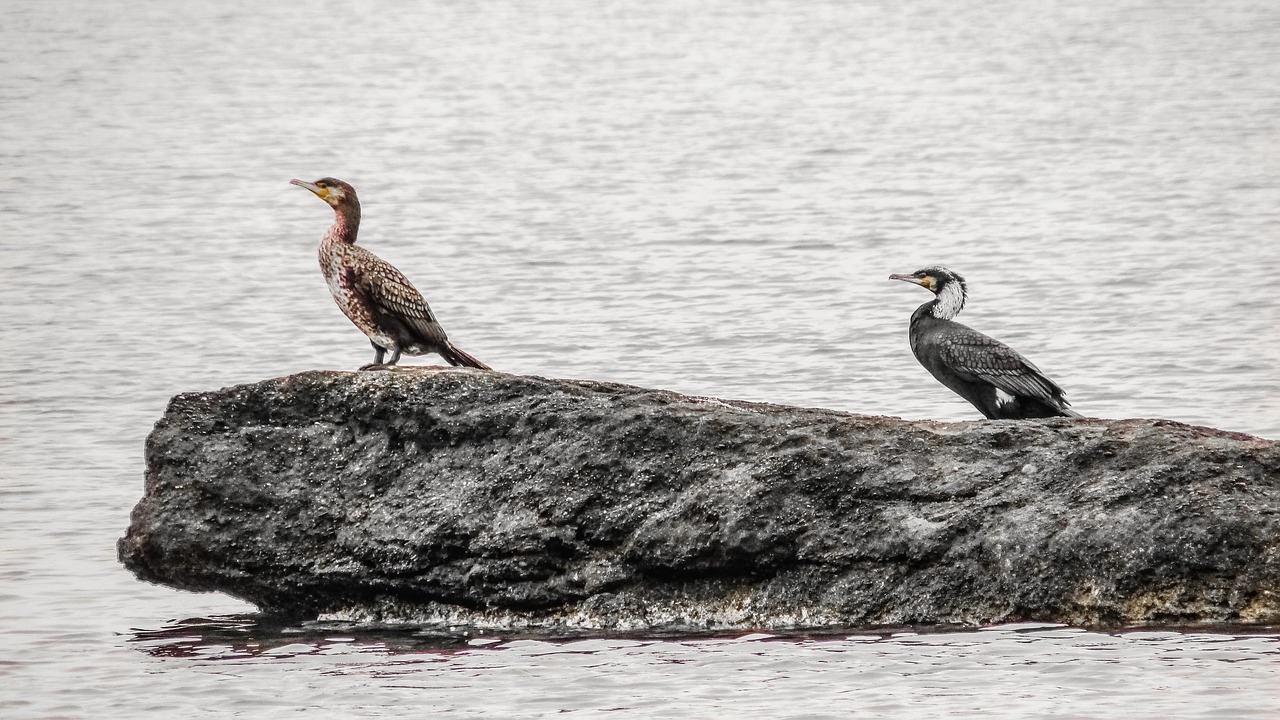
[930,281,966,320]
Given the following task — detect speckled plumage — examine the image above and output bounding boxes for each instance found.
[292,177,490,370]
[891,266,1078,420]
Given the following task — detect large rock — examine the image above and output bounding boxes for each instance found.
[119,369,1280,630]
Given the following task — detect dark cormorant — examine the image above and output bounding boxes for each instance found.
[889,266,1080,419]
[291,177,491,371]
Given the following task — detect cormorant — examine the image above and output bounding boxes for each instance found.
[291,177,491,370]
[889,266,1080,419]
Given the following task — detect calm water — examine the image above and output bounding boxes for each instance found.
[2,0,1279,717]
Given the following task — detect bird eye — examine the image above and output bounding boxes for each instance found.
[315,180,327,188]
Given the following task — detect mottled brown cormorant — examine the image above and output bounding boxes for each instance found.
[291,177,491,371]
[889,266,1080,419]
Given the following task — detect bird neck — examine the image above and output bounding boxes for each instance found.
[928,282,966,320]
[324,203,361,245]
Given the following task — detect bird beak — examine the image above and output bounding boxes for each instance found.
[889,273,929,289]
[290,178,328,199]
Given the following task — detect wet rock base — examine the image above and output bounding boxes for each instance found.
[119,370,1280,631]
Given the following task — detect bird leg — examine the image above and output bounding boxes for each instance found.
[359,343,388,371]
[359,344,403,371]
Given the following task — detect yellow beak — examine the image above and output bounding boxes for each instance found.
[889,273,931,290]
[290,178,329,200]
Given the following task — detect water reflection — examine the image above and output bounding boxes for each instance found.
[120,618,1280,716]
[130,615,1280,665]
[127,615,475,659]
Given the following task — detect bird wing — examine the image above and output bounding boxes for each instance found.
[935,327,1066,404]
[343,250,449,347]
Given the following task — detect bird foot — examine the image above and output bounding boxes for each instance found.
[358,363,393,371]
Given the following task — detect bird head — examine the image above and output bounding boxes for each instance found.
[889,266,965,295]
[290,177,357,208]
[890,266,967,318]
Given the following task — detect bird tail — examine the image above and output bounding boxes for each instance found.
[1061,407,1084,418]
[440,342,491,370]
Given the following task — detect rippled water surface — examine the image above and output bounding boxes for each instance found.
[2,0,1279,716]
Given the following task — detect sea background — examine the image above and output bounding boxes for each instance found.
[2,0,1279,717]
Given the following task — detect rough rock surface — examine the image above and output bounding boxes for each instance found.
[119,369,1280,630]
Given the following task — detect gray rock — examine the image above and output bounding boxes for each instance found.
[118,369,1280,631]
